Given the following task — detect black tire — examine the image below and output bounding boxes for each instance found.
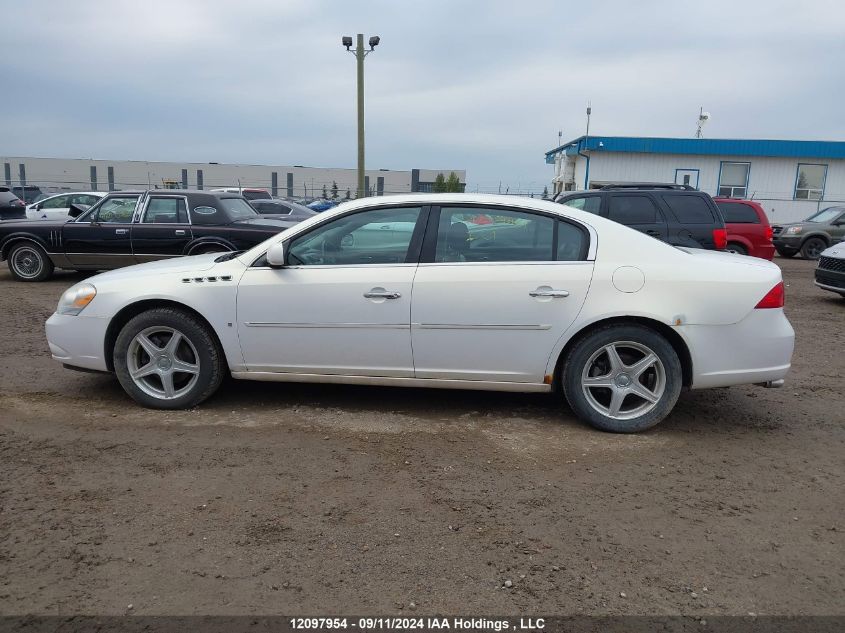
[800,237,826,260]
[562,324,683,433]
[7,241,54,282]
[726,242,748,256]
[113,307,225,409]
[776,248,796,258]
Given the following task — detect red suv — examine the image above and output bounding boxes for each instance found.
[714,198,774,260]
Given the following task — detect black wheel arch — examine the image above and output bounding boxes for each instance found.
[0,233,54,261]
[800,233,830,247]
[552,316,693,390]
[184,238,237,255]
[103,299,225,372]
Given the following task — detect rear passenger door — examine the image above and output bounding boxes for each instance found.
[130,195,193,263]
[410,205,594,384]
[605,194,668,242]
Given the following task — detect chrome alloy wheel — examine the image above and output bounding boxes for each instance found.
[580,341,666,420]
[11,246,43,279]
[126,326,200,400]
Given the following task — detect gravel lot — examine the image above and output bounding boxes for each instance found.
[0,256,842,616]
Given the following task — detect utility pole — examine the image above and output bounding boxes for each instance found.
[342,34,380,198]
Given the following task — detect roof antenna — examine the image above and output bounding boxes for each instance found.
[695,107,711,138]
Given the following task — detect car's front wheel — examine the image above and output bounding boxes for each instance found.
[7,242,54,282]
[562,324,682,433]
[113,307,225,409]
[800,237,826,260]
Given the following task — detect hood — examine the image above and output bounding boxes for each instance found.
[86,253,221,284]
[820,244,845,259]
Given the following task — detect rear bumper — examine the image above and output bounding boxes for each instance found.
[751,243,775,260]
[45,313,110,372]
[678,309,795,389]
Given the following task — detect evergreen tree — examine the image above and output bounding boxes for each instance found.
[433,173,447,193]
[331,181,339,200]
[322,184,328,199]
[542,186,549,199]
[445,172,462,192]
[345,188,352,200]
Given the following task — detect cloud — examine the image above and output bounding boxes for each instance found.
[1,0,843,192]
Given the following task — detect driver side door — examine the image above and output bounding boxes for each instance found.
[236,205,427,377]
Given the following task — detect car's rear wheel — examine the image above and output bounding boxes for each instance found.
[113,308,225,409]
[726,242,748,256]
[562,324,682,433]
[7,242,54,282]
[800,237,826,260]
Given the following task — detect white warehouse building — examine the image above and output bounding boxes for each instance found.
[545,136,845,223]
[1,156,466,199]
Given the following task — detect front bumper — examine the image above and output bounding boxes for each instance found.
[679,308,795,389]
[815,266,845,295]
[45,313,111,372]
[773,235,802,252]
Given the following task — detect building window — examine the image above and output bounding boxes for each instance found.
[794,164,827,200]
[718,162,749,198]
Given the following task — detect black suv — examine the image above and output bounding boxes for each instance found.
[11,185,45,204]
[554,183,727,250]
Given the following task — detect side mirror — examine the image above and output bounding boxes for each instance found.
[266,242,286,268]
[67,203,87,218]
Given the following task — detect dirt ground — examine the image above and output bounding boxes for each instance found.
[0,256,842,617]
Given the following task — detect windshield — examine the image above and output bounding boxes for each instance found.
[805,207,842,223]
[219,197,259,220]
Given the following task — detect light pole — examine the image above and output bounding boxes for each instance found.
[342,34,380,198]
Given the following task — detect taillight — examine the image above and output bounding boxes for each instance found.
[764,226,774,241]
[713,227,727,249]
[755,281,785,309]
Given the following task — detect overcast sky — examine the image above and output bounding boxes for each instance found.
[2,0,844,193]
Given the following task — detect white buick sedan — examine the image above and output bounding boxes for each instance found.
[45,194,794,432]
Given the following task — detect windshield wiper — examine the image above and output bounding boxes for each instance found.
[214,251,243,263]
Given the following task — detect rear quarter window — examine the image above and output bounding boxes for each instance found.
[661,194,717,224]
[717,202,760,224]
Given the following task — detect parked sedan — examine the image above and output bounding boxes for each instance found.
[250,199,317,221]
[0,188,26,220]
[0,190,297,281]
[26,191,106,221]
[44,194,794,433]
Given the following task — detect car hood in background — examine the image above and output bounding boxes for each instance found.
[820,244,845,259]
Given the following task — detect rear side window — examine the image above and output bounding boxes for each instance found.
[662,194,715,224]
[561,196,601,214]
[608,196,660,224]
[143,197,188,223]
[717,202,760,224]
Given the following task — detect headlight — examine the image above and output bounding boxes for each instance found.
[785,226,803,235]
[57,283,97,316]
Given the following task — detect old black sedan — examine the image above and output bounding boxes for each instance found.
[0,190,299,281]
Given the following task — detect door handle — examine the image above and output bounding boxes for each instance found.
[115,228,128,235]
[175,229,186,235]
[529,289,570,298]
[363,290,401,299]
[645,229,661,236]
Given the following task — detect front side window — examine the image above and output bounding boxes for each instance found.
[718,162,750,198]
[288,206,422,266]
[143,197,188,223]
[794,164,827,200]
[41,195,72,209]
[561,196,601,214]
[94,196,139,223]
[607,195,660,224]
